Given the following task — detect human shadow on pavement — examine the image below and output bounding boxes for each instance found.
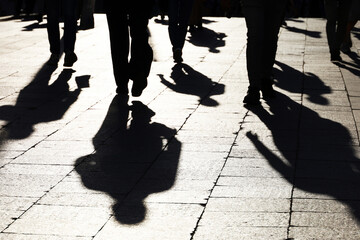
[246,91,360,222]
[188,26,226,53]
[22,21,47,31]
[335,52,360,78]
[283,25,322,38]
[274,61,332,105]
[75,98,181,224]
[158,63,225,106]
[0,65,81,146]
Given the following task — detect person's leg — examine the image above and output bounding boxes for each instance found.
[324,0,340,60]
[260,0,286,98]
[46,0,61,55]
[177,0,195,49]
[62,0,79,66]
[343,0,360,52]
[263,0,287,82]
[106,4,130,94]
[62,0,78,53]
[80,0,95,29]
[168,0,181,49]
[129,1,154,96]
[335,0,351,51]
[242,0,265,89]
[14,0,22,17]
[242,0,265,104]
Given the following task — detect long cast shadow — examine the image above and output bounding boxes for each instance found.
[246,91,360,222]
[75,98,181,224]
[0,64,81,148]
[284,25,322,38]
[158,63,225,107]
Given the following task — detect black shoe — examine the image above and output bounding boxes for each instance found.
[330,52,342,62]
[47,53,60,66]
[243,87,260,105]
[64,52,78,67]
[173,48,183,63]
[131,79,147,97]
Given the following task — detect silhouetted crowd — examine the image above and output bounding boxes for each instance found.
[0,0,358,103]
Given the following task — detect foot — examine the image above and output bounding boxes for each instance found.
[64,52,78,67]
[46,53,60,66]
[330,53,342,62]
[173,48,183,63]
[243,87,260,105]
[131,79,147,97]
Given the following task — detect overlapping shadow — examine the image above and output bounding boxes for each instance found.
[75,98,181,224]
[274,60,331,105]
[158,63,225,106]
[336,51,360,77]
[0,64,82,148]
[283,25,321,38]
[246,91,360,222]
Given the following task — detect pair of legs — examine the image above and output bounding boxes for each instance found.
[341,0,360,53]
[45,0,78,67]
[324,0,351,61]
[242,0,287,104]
[106,1,154,96]
[168,0,195,62]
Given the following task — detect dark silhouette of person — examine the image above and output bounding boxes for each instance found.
[158,63,225,107]
[241,0,287,105]
[105,1,154,97]
[246,91,360,223]
[75,99,181,224]
[324,0,351,62]
[168,0,195,63]
[45,0,79,67]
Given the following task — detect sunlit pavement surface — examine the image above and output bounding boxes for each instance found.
[0,14,360,240]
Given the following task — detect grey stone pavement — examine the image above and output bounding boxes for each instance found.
[0,14,360,240]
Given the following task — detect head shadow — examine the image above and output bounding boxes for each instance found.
[74,98,181,224]
[158,63,225,107]
[246,92,360,222]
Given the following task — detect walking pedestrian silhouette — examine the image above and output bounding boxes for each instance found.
[75,98,181,224]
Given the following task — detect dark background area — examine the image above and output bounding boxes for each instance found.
[0,0,326,18]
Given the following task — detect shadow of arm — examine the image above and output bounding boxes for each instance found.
[246,131,292,178]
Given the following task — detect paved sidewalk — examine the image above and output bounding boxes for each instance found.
[0,14,360,240]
